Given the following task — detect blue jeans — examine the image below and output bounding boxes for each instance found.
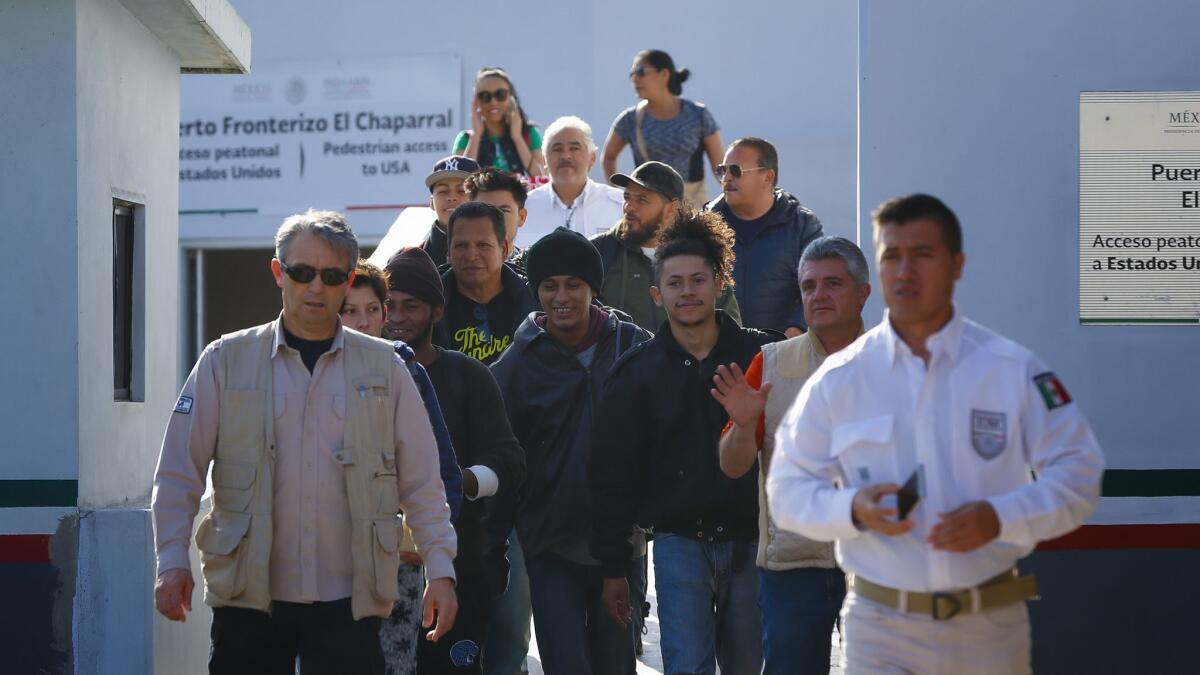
[652,535,762,675]
[525,552,639,674]
[482,529,531,675]
[760,567,847,675]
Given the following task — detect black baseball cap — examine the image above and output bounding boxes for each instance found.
[610,161,684,202]
[425,155,481,191]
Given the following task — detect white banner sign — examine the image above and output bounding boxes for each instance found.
[180,56,461,216]
[1080,91,1200,324]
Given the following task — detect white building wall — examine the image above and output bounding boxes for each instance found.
[0,0,81,482]
[75,0,182,508]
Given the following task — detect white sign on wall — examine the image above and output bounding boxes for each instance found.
[1080,91,1200,324]
[180,55,461,216]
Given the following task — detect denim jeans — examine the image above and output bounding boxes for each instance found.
[760,567,847,675]
[525,552,639,675]
[652,534,763,675]
[482,529,531,675]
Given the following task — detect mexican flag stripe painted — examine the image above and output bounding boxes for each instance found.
[1033,372,1072,410]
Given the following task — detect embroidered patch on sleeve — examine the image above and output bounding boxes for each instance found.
[1033,372,1072,410]
[174,395,194,415]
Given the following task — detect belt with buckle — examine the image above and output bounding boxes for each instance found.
[852,569,1039,621]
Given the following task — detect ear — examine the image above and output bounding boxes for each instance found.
[501,237,512,260]
[432,305,445,324]
[649,285,664,308]
[518,207,528,227]
[858,282,872,309]
[587,149,598,170]
[271,258,285,289]
[952,251,965,281]
[663,200,679,225]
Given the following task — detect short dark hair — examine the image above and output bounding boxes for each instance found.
[653,209,736,288]
[350,259,389,306]
[728,137,779,186]
[447,201,506,245]
[871,193,963,254]
[465,168,529,209]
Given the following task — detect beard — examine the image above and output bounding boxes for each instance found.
[620,216,660,247]
[384,316,435,348]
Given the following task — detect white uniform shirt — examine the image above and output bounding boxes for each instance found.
[519,178,624,247]
[766,310,1104,592]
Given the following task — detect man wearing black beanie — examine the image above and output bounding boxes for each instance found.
[384,246,525,675]
[490,227,650,675]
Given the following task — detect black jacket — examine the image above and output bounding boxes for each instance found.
[433,263,537,365]
[425,348,524,582]
[491,308,650,564]
[589,311,782,577]
[420,220,448,267]
[706,190,824,333]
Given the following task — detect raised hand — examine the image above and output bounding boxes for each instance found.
[710,362,772,428]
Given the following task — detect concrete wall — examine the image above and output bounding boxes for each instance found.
[857,1,1200,670]
[182,0,859,241]
[0,0,81,482]
[75,0,182,509]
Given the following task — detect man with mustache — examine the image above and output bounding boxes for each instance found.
[590,210,781,675]
[590,161,741,331]
[522,116,624,244]
[384,246,525,673]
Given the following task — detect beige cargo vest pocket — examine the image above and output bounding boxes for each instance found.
[196,510,252,599]
[372,516,402,600]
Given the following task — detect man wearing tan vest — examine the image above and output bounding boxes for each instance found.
[152,210,458,674]
[712,236,870,674]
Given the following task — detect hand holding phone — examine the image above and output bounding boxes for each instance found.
[896,464,926,521]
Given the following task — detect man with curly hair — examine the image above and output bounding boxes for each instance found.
[588,208,782,675]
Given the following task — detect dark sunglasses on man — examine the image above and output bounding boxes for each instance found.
[277,260,352,286]
[476,88,510,104]
[715,163,770,180]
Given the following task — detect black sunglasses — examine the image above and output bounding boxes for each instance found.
[476,88,510,104]
[629,66,652,79]
[277,260,351,286]
[715,163,769,179]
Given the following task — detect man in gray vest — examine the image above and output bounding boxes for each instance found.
[152,210,458,674]
[712,236,870,674]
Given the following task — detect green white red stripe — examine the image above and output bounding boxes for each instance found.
[1034,372,1072,409]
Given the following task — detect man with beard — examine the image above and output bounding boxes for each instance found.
[384,247,526,673]
[590,161,740,331]
[491,228,651,674]
[522,116,624,243]
[421,156,481,266]
[590,210,781,675]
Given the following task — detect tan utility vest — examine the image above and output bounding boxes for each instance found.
[757,333,838,570]
[193,321,404,619]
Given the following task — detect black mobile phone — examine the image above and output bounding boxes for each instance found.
[896,464,925,520]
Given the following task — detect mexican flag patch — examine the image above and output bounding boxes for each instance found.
[1033,372,1072,410]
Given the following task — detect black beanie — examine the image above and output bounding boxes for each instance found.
[525,227,605,295]
[385,247,445,307]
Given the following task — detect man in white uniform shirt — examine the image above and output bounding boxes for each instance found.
[766,193,1104,674]
[520,116,623,245]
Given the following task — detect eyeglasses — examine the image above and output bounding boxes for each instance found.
[277,260,352,286]
[476,88,510,104]
[629,66,651,79]
[715,164,770,179]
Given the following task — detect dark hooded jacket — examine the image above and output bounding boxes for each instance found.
[706,190,824,333]
[490,306,650,565]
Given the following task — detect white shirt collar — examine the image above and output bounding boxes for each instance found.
[883,306,964,367]
[548,179,594,210]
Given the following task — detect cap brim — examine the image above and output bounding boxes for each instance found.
[425,170,471,190]
[609,173,643,189]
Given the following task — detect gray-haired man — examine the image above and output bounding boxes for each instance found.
[152,210,458,674]
[521,116,624,244]
[711,236,870,674]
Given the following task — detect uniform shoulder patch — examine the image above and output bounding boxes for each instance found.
[1033,372,1072,410]
[173,395,194,415]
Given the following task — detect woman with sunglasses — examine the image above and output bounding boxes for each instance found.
[454,67,546,180]
[601,49,724,206]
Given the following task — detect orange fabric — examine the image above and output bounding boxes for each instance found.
[720,352,766,447]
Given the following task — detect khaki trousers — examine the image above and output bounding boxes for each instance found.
[841,591,1031,675]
